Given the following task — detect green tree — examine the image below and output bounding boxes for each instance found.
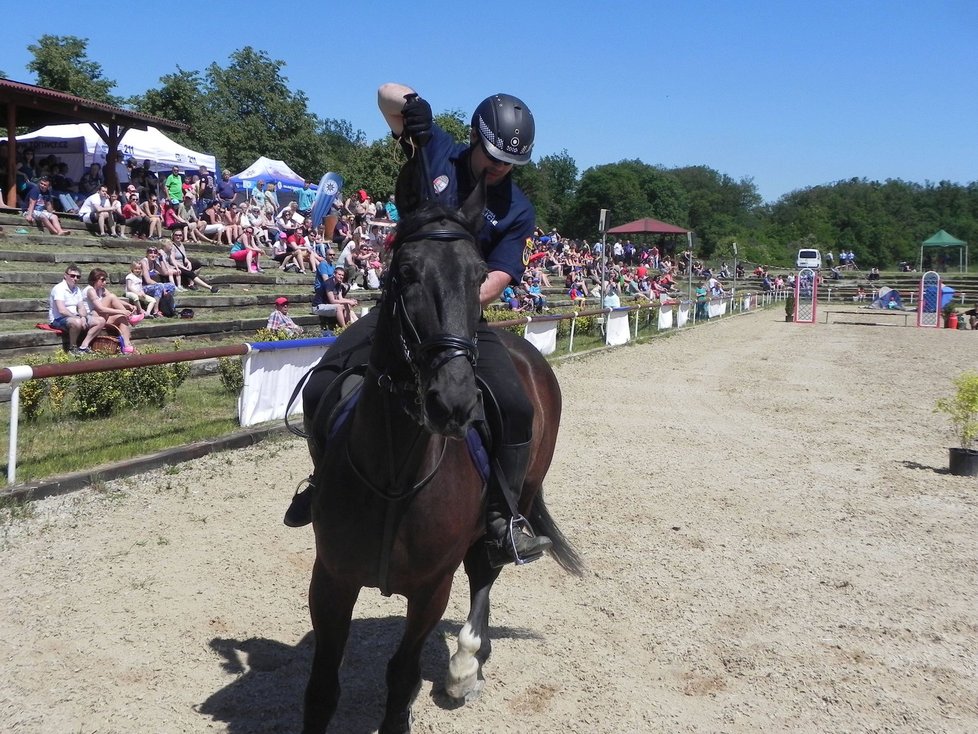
[434,109,468,143]
[26,35,118,104]
[537,150,578,233]
[201,48,326,177]
[128,68,209,148]
[564,160,687,241]
[670,165,763,254]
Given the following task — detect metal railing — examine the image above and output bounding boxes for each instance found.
[0,294,772,486]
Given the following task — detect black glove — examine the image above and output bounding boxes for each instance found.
[401,94,433,146]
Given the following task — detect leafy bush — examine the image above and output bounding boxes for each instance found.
[253,327,292,342]
[170,340,191,388]
[18,355,50,422]
[217,356,244,395]
[936,371,978,449]
[14,349,181,421]
[71,368,128,418]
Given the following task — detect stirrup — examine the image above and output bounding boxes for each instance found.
[283,475,314,528]
[486,515,550,568]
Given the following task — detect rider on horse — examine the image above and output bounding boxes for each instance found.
[284,83,552,567]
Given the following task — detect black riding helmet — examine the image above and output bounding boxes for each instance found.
[471,93,535,165]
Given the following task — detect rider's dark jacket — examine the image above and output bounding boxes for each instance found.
[421,124,535,285]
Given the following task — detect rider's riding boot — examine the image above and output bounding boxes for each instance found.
[284,436,319,528]
[485,441,553,568]
[283,475,315,527]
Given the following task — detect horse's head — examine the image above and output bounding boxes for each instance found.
[381,162,488,438]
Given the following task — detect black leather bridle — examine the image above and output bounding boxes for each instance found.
[381,223,480,411]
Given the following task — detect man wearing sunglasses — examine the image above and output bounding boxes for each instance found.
[286,84,551,568]
[48,266,106,354]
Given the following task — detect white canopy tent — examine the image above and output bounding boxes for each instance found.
[5,123,216,180]
[230,156,309,192]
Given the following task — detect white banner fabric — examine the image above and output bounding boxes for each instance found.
[238,344,327,427]
[658,302,674,330]
[524,319,558,355]
[606,309,631,346]
[677,302,690,327]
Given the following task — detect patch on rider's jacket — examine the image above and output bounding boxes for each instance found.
[432,175,449,194]
[522,237,533,266]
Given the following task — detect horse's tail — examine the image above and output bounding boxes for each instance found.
[530,493,585,576]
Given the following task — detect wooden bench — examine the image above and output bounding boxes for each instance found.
[823,309,913,326]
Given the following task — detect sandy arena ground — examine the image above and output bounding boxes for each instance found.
[1,308,976,733]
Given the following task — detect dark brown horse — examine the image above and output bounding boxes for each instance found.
[301,165,582,733]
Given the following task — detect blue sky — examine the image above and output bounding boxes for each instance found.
[2,0,975,203]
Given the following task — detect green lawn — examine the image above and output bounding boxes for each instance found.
[0,373,239,485]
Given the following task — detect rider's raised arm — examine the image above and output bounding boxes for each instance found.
[378,83,417,138]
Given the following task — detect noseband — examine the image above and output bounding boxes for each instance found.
[382,225,480,406]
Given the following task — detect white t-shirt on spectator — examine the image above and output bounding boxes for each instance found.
[49,280,85,321]
[78,192,106,219]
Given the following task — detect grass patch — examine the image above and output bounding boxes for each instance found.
[0,373,239,486]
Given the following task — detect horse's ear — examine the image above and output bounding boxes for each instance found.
[395,155,423,216]
[460,173,487,233]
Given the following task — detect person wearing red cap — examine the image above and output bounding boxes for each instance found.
[266,296,304,337]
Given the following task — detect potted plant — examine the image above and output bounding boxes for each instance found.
[935,371,978,476]
[784,292,795,322]
[942,302,957,329]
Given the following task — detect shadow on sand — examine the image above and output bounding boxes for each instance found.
[197,615,540,733]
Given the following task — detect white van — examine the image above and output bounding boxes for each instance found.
[796,248,822,270]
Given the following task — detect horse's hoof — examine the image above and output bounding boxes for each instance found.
[445,673,484,703]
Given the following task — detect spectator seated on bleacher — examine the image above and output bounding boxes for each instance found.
[177,194,216,243]
[48,265,105,354]
[122,192,150,238]
[314,265,358,327]
[276,201,301,238]
[267,296,305,337]
[141,245,181,293]
[141,193,164,240]
[78,185,120,237]
[125,261,159,318]
[78,163,103,197]
[83,268,136,353]
[50,163,79,212]
[229,235,265,273]
[22,176,70,236]
[163,235,220,293]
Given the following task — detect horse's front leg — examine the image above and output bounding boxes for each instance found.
[445,543,502,702]
[379,577,454,734]
[302,559,360,734]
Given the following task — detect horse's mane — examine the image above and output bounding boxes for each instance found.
[391,201,476,252]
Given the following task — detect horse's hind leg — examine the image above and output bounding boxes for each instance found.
[302,560,360,734]
[379,577,454,734]
[445,543,501,702]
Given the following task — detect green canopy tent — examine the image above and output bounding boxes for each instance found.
[919,229,968,273]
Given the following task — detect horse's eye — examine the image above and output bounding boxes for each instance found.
[398,263,417,283]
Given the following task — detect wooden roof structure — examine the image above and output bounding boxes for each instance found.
[1,79,189,205]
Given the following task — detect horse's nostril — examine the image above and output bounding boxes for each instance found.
[425,390,479,436]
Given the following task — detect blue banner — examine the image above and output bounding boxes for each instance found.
[311,172,344,229]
